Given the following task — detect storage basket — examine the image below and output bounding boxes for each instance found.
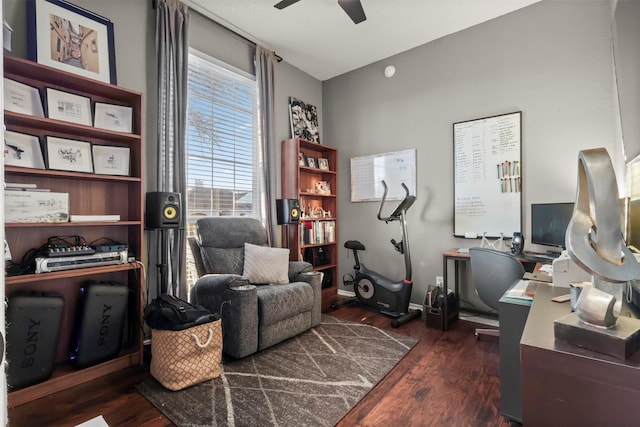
[150,318,222,390]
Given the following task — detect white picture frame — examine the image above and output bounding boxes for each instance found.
[46,87,92,126]
[94,102,133,133]
[46,136,93,173]
[4,130,45,169]
[318,158,329,170]
[3,78,45,117]
[92,145,130,176]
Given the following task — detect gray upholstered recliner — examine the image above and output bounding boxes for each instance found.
[188,217,322,358]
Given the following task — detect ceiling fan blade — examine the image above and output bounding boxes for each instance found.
[337,0,366,24]
[274,0,301,10]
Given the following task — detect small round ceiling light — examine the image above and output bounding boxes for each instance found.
[384,65,396,78]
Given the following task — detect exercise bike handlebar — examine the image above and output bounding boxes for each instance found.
[377,181,416,223]
[377,180,414,281]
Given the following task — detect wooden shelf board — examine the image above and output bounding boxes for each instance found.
[6,263,142,286]
[4,111,142,142]
[7,350,142,408]
[5,166,141,182]
[5,221,141,228]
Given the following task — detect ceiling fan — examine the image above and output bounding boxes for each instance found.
[274,0,367,24]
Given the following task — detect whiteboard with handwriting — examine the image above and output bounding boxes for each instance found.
[350,149,416,202]
[453,112,522,238]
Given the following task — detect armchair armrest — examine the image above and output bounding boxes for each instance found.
[190,274,259,358]
[288,261,313,282]
[293,268,323,327]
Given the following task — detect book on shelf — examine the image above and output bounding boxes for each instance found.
[5,182,38,189]
[299,220,336,245]
[70,214,121,222]
[5,182,50,191]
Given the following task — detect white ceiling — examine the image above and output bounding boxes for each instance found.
[187,0,541,81]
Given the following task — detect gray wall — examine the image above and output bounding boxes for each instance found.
[323,0,623,310]
[3,0,321,250]
[4,0,628,312]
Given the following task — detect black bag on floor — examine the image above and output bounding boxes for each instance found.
[144,294,218,331]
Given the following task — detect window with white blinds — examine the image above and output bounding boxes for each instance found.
[185,49,259,233]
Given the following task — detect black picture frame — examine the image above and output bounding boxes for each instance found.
[289,97,320,143]
[306,156,317,168]
[27,0,117,84]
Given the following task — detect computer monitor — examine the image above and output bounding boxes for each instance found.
[530,202,575,250]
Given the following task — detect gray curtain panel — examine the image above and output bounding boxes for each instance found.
[255,45,278,246]
[155,0,189,297]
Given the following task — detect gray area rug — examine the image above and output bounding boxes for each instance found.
[137,314,417,427]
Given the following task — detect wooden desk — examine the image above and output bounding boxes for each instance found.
[521,285,640,426]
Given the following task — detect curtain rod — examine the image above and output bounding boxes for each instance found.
[151,0,283,62]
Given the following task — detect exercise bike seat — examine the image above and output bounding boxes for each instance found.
[345,240,366,251]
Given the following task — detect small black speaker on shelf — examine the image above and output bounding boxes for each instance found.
[276,199,300,224]
[145,192,182,229]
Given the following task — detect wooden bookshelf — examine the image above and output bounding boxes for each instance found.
[282,138,338,310]
[4,54,144,406]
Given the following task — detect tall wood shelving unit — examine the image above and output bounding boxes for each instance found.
[3,54,144,407]
[282,138,338,310]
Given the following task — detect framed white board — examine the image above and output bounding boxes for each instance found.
[453,111,522,238]
[350,149,416,202]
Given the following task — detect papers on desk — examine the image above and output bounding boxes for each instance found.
[503,279,539,302]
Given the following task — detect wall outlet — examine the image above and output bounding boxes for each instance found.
[436,276,443,287]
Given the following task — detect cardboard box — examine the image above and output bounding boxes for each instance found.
[5,191,69,223]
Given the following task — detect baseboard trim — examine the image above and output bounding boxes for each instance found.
[337,289,423,311]
[337,289,499,327]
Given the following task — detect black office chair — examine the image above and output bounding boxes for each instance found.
[469,247,525,338]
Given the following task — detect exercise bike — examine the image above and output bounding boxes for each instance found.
[334,180,422,328]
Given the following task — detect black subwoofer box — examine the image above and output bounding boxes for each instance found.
[70,282,129,368]
[7,292,64,390]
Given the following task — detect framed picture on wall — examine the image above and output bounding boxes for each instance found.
[289,97,320,143]
[27,0,117,84]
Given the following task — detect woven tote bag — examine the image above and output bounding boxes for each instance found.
[150,319,222,390]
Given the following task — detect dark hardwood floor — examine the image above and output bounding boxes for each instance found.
[8,305,510,426]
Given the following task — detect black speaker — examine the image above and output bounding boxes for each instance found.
[6,292,64,390]
[70,282,129,369]
[145,192,182,229]
[276,199,300,224]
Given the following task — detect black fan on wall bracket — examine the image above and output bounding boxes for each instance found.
[274,0,367,24]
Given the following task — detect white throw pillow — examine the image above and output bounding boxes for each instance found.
[243,243,290,285]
